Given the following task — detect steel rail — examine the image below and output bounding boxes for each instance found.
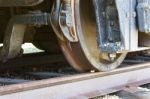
[1,62,150,99]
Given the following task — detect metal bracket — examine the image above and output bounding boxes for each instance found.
[0,0,44,7]
[115,0,138,51]
[0,12,49,61]
[51,0,78,42]
[93,0,138,53]
[59,0,78,42]
[93,0,123,53]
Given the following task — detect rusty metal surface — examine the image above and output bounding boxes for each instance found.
[59,40,93,72]
[51,0,78,42]
[59,0,78,42]
[74,0,127,71]
[0,0,44,7]
[0,63,150,98]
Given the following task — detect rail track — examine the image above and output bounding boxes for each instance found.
[0,54,149,98]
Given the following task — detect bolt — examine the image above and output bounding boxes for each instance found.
[109,53,117,61]
[132,12,136,18]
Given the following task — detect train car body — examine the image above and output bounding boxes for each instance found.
[0,0,149,72]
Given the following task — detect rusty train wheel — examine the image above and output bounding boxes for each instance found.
[53,0,127,72]
[73,0,127,71]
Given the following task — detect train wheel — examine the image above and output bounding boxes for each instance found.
[73,0,127,71]
[52,0,127,71]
